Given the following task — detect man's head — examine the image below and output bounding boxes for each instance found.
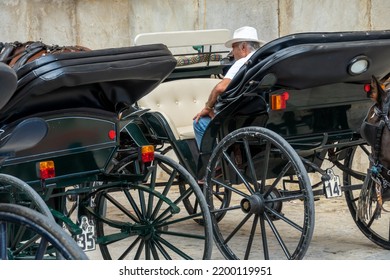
[225,26,264,60]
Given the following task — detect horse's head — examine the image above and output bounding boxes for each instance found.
[367,75,389,105]
[361,75,390,168]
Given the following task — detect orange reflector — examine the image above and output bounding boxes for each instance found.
[108,130,116,140]
[37,161,55,179]
[141,145,154,163]
[271,92,289,110]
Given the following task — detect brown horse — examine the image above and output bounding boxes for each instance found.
[0,41,90,69]
[359,75,390,220]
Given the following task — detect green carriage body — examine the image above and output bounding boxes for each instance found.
[1,113,118,187]
[0,43,176,186]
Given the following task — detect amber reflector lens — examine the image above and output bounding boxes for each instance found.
[141,145,154,163]
[38,161,55,179]
[271,92,289,110]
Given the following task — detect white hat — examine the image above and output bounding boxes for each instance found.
[224,26,265,48]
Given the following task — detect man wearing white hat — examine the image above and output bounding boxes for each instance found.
[193,26,264,148]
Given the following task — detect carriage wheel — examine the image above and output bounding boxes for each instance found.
[343,144,390,249]
[161,145,232,225]
[179,181,231,225]
[0,203,88,260]
[205,126,314,260]
[95,153,213,259]
[0,174,74,259]
[0,174,53,219]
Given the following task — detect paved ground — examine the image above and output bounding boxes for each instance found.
[299,197,390,260]
[85,195,390,260]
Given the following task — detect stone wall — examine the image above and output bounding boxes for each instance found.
[0,0,387,49]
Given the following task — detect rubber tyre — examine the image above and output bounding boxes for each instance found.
[343,144,390,249]
[0,203,88,260]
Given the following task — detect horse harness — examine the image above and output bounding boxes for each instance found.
[0,41,90,69]
[0,41,48,68]
[361,96,390,212]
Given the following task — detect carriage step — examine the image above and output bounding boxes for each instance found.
[50,208,82,235]
[50,210,97,251]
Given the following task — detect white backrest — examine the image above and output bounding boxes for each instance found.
[138,78,220,140]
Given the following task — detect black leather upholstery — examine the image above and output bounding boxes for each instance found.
[0,44,177,123]
[0,63,17,111]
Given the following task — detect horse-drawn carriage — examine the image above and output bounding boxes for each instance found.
[0,42,212,259]
[1,28,390,260]
[133,29,390,259]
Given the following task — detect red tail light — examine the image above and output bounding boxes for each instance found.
[141,145,154,163]
[271,92,289,110]
[364,84,371,93]
[37,160,55,179]
[108,129,116,140]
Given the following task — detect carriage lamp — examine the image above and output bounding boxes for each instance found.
[271,91,289,110]
[141,145,155,163]
[37,160,56,179]
[348,56,369,75]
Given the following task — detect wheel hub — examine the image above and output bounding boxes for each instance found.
[137,220,155,240]
[137,220,168,241]
[265,187,282,210]
[240,186,283,219]
[240,193,265,214]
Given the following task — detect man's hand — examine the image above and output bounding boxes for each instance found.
[193,107,215,123]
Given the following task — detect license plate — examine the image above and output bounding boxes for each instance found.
[323,168,342,198]
[75,216,96,251]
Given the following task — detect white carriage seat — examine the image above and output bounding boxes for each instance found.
[137,78,220,140]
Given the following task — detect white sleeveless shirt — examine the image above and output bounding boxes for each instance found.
[224,51,255,80]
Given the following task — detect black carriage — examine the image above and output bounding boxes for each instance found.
[2,28,390,260]
[0,43,213,259]
[131,29,390,259]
